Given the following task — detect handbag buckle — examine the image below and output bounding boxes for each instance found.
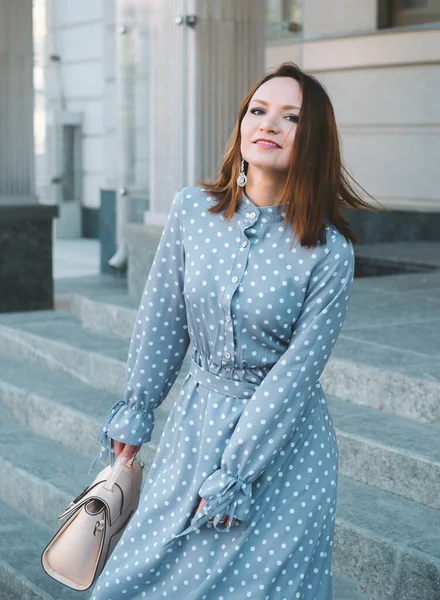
[94,519,105,536]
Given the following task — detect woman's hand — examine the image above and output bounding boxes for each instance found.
[113,440,141,460]
[195,497,239,528]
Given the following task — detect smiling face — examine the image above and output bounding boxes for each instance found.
[240,76,302,175]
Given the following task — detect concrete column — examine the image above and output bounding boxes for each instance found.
[109,0,151,269]
[145,0,266,224]
[0,0,36,201]
[0,0,58,312]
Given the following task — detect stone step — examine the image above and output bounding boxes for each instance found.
[0,409,106,527]
[333,574,374,600]
[0,498,371,600]
[56,275,137,340]
[334,476,440,600]
[0,310,191,415]
[0,330,439,511]
[72,292,136,340]
[70,285,137,340]
[329,395,440,510]
[327,335,440,427]
[0,310,128,396]
[69,289,440,427]
[0,310,438,510]
[54,274,129,304]
[0,564,52,600]
[0,498,90,600]
[0,354,167,464]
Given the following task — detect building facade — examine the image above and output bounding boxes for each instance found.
[35,0,440,248]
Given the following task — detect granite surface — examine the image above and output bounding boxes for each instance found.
[346,208,440,244]
[0,217,54,313]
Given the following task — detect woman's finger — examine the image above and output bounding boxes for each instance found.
[197,500,239,527]
[196,498,208,512]
[217,514,238,527]
[122,444,141,459]
[113,442,141,460]
[113,440,124,458]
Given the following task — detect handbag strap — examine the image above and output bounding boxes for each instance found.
[103,455,135,492]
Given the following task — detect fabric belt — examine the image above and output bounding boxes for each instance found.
[189,358,259,399]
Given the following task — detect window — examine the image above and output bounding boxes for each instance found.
[378,0,440,28]
[266,0,302,41]
[399,0,429,9]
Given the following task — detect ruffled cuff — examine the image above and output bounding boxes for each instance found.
[88,399,154,473]
[164,469,252,547]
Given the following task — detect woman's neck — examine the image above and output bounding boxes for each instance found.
[244,167,287,207]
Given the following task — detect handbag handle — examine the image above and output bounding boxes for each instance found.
[103,455,135,492]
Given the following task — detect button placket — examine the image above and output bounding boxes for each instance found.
[221,211,258,365]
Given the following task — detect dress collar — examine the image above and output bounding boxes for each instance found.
[237,190,287,224]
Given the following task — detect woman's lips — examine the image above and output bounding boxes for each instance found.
[254,140,281,150]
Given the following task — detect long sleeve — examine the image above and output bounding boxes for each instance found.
[90,188,190,471]
[169,228,354,539]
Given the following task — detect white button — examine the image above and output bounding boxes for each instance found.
[225,314,231,322]
[231,276,238,283]
[249,211,256,219]
[224,352,231,359]
[241,240,248,247]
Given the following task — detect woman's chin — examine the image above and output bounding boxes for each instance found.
[247,159,288,175]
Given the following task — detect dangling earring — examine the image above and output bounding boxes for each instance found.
[236,158,247,188]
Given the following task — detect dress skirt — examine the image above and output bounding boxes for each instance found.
[90,355,339,600]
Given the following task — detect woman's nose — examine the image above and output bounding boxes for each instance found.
[259,115,279,134]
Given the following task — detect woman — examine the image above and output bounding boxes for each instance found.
[90,62,375,600]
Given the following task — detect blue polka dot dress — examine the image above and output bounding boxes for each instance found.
[90,184,355,600]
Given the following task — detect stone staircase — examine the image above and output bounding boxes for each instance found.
[0,275,438,600]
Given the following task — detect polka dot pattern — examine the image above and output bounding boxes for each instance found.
[90,185,355,599]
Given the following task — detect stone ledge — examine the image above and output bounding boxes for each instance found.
[0,200,58,312]
[124,222,162,302]
[0,198,58,222]
[124,222,162,244]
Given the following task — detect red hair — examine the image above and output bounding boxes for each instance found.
[198,62,384,248]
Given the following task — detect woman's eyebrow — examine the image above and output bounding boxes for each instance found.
[250,99,301,110]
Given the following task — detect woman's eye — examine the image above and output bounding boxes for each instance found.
[250,108,298,123]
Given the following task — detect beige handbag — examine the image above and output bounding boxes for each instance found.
[41,454,144,591]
